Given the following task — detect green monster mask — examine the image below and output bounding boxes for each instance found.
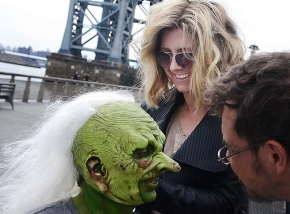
[72,101,180,210]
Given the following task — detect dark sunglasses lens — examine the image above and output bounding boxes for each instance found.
[157,52,171,68]
[175,53,193,69]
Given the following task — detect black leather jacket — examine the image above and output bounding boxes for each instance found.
[134,89,248,214]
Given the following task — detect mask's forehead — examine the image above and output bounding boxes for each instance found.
[96,101,164,150]
[96,101,155,128]
[97,101,151,122]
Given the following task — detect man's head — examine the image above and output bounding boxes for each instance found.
[205,52,290,201]
[72,101,180,206]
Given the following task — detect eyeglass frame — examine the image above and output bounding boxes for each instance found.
[217,143,259,165]
[156,51,193,69]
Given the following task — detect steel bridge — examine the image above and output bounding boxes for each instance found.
[58,0,162,65]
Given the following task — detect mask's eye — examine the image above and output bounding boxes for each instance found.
[133,145,153,159]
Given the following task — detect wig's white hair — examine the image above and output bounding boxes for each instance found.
[0,90,135,214]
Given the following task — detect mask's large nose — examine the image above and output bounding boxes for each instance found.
[153,152,181,173]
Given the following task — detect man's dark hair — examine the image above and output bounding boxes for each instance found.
[205,52,290,154]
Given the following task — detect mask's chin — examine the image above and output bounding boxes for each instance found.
[138,178,159,203]
[100,184,148,206]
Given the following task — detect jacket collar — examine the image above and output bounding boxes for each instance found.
[142,88,227,171]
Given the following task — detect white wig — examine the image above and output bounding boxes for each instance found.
[0,90,135,214]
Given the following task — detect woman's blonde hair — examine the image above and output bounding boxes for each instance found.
[132,0,245,109]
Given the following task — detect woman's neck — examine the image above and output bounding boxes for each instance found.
[181,92,208,113]
[181,93,195,113]
[72,183,135,214]
[178,93,208,136]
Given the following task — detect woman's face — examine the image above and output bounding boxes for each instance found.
[159,28,194,94]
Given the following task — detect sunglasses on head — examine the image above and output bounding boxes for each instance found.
[157,51,193,69]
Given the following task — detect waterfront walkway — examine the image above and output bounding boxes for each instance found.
[0,100,47,145]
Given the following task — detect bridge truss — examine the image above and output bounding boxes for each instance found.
[59,0,162,65]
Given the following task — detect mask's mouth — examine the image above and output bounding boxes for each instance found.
[145,176,159,183]
[143,176,160,190]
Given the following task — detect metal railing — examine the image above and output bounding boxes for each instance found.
[0,71,144,103]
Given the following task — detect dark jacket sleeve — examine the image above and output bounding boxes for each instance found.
[135,166,247,214]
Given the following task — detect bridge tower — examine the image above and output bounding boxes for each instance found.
[58,0,161,65]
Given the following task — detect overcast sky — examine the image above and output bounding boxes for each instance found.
[0,0,289,60]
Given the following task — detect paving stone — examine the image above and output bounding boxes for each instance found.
[0,100,47,145]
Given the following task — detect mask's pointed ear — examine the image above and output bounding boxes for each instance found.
[265,140,288,175]
[86,156,109,192]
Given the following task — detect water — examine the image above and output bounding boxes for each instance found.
[0,62,46,82]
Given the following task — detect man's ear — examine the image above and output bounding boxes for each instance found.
[86,156,109,192]
[265,140,288,175]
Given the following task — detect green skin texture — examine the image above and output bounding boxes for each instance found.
[72,101,180,214]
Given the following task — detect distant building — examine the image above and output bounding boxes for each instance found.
[34,50,51,58]
[18,47,32,55]
[0,44,4,51]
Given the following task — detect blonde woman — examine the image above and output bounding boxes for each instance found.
[132,0,247,213]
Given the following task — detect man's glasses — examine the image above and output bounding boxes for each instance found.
[217,144,258,165]
[156,52,193,69]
